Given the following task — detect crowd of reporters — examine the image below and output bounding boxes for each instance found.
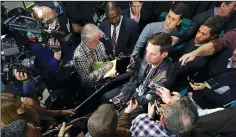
[1,1,236,137]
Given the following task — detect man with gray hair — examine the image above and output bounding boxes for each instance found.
[130,96,199,136]
[73,23,113,87]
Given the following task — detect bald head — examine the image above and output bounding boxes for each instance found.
[105,2,121,26]
[32,6,56,21]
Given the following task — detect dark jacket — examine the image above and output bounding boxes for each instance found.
[121,8,152,34]
[195,49,234,81]
[192,70,236,108]
[28,43,75,89]
[181,107,236,137]
[121,57,173,105]
[176,39,211,77]
[178,8,230,45]
[100,16,139,58]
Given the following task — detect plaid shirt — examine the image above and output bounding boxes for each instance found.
[130,114,176,137]
[73,42,109,86]
[212,29,236,52]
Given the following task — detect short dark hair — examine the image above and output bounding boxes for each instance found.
[164,96,199,135]
[170,2,188,19]
[148,32,172,53]
[129,1,144,5]
[105,1,119,13]
[1,119,27,137]
[203,15,223,35]
[215,1,234,7]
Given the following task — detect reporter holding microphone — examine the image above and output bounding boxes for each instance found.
[130,87,199,136]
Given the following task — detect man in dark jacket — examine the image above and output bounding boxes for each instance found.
[100,1,139,58]
[122,1,152,34]
[101,33,173,106]
[181,107,236,137]
[178,1,236,45]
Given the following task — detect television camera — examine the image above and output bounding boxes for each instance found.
[2,15,68,49]
[1,14,72,84]
[1,35,38,85]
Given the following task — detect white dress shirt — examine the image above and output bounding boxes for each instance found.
[227,58,236,68]
[111,15,123,43]
[130,8,140,22]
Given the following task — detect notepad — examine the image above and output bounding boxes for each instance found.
[103,59,117,78]
[104,57,131,78]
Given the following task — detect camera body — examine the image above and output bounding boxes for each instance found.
[3,15,67,48]
[3,15,45,46]
[109,96,128,110]
[1,36,36,84]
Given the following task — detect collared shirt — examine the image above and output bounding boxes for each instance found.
[111,15,123,43]
[212,29,236,52]
[137,65,156,96]
[162,26,171,33]
[121,57,171,99]
[227,58,236,68]
[214,7,216,16]
[130,8,140,22]
[73,42,109,86]
[130,113,176,137]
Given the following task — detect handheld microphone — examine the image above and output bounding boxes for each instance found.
[146,94,163,115]
[146,94,155,105]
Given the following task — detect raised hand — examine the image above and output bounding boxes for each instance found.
[179,51,196,66]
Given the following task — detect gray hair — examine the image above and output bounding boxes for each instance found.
[81,23,101,41]
[164,96,199,135]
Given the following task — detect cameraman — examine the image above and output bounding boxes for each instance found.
[27,37,75,90]
[32,5,68,33]
[29,6,75,90]
[1,72,38,101]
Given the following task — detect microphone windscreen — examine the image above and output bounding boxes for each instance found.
[146,94,152,101]
[146,94,155,105]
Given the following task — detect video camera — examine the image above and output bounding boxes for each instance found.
[1,35,37,84]
[2,15,68,50]
[1,15,72,84]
